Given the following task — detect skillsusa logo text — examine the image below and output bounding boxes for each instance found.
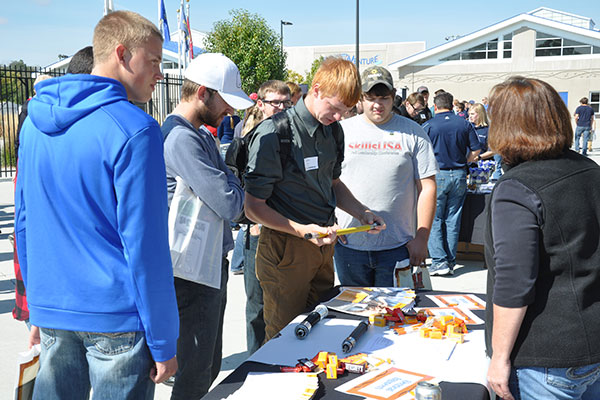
[348,141,403,151]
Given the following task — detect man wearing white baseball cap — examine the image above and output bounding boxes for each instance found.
[161,53,253,399]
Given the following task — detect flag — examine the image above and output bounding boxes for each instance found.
[159,0,171,41]
[185,10,193,58]
[179,4,190,54]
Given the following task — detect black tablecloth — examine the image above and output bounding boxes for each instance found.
[459,193,490,245]
[203,290,490,400]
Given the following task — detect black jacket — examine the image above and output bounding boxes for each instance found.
[485,150,600,367]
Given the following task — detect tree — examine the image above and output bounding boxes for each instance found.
[203,9,286,95]
[303,56,325,88]
[9,60,27,69]
[286,69,304,85]
[1,60,35,104]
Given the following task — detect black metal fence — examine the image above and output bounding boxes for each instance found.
[0,66,183,177]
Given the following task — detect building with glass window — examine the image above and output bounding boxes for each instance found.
[285,41,426,76]
[388,7,600,116]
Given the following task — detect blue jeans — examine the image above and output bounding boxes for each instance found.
[509,364,600,400]
[171,257,228,400]
[575,126,591,155]
[35,328,154,400]
[428,169,467,268]
[492,153,503,181]
[334,243,410,287]
[230,228,244,272]
[243,232,264,354]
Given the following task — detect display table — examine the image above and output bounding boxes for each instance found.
[459,192,489,246]
[203,290,490,400]
[457,193,490,264]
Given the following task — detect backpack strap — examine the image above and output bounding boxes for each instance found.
[327,121,344,165]
[271,111,343,173]
[271,111,294,169]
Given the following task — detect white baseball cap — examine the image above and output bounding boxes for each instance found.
[184,53,254,110]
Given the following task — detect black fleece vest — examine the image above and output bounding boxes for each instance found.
[485,150,600,368]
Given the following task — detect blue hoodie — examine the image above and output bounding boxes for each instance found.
[14,74,179,362]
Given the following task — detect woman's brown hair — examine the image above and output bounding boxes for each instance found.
[488,76,573,166]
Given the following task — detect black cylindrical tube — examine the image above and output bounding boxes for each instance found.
[342,320,369,353]
[294,304,328,339]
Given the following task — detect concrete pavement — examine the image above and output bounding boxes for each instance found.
[1,144,599,399]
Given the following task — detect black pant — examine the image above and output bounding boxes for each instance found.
[170,258,228,400]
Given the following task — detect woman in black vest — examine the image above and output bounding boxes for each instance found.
[485,76,600,400]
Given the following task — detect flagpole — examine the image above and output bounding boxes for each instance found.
[180,0,186,69]
[186,1,191,64]
[177,8,182,77]
[103,0,114,15]
[158,0,165,122]
[158,0,163,73]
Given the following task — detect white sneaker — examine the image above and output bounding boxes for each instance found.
[430,263,450,276]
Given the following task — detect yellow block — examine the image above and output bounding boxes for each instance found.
[326,363,338,379]
[317,352,329,369]
[419,328,430,338]
[328,354,338,368]
[449,333,464,343]
[447,324,459,335]
[429,330,443,339]
[369,315,387,327]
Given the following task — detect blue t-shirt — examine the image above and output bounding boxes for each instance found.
[576,105,594,127]
[423,111,481,169]
[474,125,489,152]
[457,111,468,120]
[217,115,241,144]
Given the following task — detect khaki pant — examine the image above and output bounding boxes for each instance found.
[256,227,335,341]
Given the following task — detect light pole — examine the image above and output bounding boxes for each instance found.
[355,0,359,72]
[281,20,293,65]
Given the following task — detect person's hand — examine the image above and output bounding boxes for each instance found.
[249,224,261,236]
[406,236,428,266]
[28,325,40,349]
[300,224,338,247]
[359,211,386,234]
[150,356,178,384]
[487,355,514,400]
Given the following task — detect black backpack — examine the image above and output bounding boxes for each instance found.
[225,111,295,225]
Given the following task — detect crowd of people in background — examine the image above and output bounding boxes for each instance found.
[11,9,600,400]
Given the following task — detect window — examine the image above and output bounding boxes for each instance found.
[503,33,513,59]
[535,31,600,57]
[441,34,512,61]
[591,92,600,115]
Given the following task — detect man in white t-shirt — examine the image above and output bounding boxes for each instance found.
[335,66,439,286]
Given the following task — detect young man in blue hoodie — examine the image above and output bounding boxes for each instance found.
[14,11,179,399]
[162,53,252,400]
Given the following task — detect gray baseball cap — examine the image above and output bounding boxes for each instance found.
[361,66,394,92]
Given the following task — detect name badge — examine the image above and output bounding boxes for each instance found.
[304,156,319,171]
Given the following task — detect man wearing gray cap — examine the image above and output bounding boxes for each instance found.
[415,85,433,124]
[335,66,438,286]
[161,53,254,399]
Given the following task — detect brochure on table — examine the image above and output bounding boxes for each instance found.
[323,287,416,317]
[336,367,434,400]
[223,372,318,400]
[426,294,486,310]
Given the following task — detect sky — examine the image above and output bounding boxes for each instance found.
[1,1,599,67]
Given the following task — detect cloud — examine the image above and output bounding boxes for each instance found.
[0,17,7,25]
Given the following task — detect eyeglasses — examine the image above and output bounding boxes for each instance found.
[261,99,292,108]
[408,103,424,113]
